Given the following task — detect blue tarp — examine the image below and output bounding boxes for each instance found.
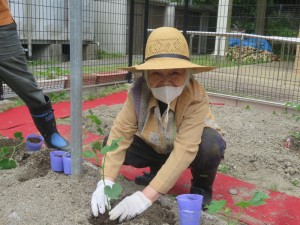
[229,36,272,52]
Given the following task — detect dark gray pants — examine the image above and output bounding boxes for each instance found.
[0,23,45,110]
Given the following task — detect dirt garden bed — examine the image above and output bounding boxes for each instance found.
[1,103,299,225]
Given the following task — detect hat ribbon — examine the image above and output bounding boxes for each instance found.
[145,53,190,61]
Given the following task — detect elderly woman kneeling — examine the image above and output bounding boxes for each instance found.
[91,26,226,222]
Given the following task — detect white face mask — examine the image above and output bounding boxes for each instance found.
[150,85,185,104]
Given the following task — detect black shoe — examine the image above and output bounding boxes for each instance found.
[134,171,155,186]
[190,186,212,211]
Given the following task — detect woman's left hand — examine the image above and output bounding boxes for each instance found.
[109,191,152,222]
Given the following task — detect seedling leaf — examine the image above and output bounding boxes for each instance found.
[82,150,97,159]
[92,141,102,151]
[101,137,124,154]
[0,147,10,158]
[286,102,300,111]
[97,128,104,135]
[0,158,17,169]
[87,110,102,126]
[224,207,231,216]
[206,200,227,214]
[235,191,269,209]
[104,183,123,200]
[14,131,24,141]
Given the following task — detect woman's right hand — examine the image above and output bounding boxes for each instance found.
[91,179,115,216]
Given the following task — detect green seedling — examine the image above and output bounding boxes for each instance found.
[48,91,68,103]
[218,164,230,174]
[268,183,278,192]
[292,131,300,140]
[206,191,269,225]
[245,105,251,110]
[291,179,299,187]
[85,110,104,136]
[286,102,300,121]
[0,132,24,170]
[82,110,123,209]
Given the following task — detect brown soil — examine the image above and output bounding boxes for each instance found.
[1,103,299,225]
[26,137,43,144]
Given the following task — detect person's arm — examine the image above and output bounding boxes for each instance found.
[102,95,138,179]
[142,185,161,202]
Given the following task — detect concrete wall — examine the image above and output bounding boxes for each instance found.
[10,0,94,42]
[93,0,127,54]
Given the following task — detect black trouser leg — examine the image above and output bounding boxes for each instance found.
[103,135,168,185]
[189,127,226,209]
[125,135,169,185]
[0,54,46,109]
[104,134,168,169]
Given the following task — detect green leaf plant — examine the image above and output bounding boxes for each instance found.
[206,191,269,225]
[82,110,123,209]
[0,132,24,170]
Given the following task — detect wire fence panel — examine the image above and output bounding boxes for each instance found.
[4,0,129,97]
[185,31,300,104]
[2,0,300,105]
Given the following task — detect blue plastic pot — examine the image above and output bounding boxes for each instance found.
[25,134,44,152]
[63,153,71,175]
[50,150,66,172]
[176,194,203,225]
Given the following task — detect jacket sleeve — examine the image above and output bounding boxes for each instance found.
[102,94,138,179]
[149,92,210,194]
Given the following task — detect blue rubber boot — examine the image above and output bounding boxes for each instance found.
[30,96,70,152]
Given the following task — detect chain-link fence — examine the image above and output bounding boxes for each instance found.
[1,0,300,104]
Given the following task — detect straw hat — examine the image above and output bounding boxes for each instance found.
[120,27,215,73]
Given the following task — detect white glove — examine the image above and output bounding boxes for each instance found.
[109,191,152,222]
[91,179,115,216]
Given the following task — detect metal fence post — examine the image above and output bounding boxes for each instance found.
[127,0,135,83]
[0,81,3,101]
[143,0,149,62]
[183,0,189,39]
[189,34,194,56]
[70,0,83,179]
[235,35,244,93]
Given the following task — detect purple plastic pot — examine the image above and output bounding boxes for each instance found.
[26,134,44,152]
[176,194,203,225]
[63,153,71,175]
[50,150,66,172]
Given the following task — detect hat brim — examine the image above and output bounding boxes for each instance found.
[118,57,215,73]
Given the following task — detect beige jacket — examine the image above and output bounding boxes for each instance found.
[104,77,220,194]
[0,0,14,26]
